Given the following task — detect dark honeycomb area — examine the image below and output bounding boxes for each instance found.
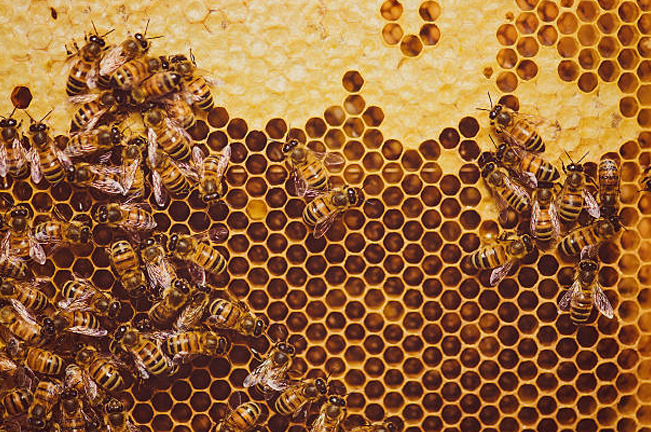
[380,0,442,57]
[2,66,648,432]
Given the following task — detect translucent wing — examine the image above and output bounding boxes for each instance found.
[582,190,601,219]
[549,201,561,239]
[243,357,272,388]
[145,258,174,292]
[312,150,345,169]
[558,280,581,312]
[121,158,141,196]
[214,145,231,180]
[67,326,108,337]
[81,108,108,132]
[164,117,193,147]
[151,170,167,207]
[513,111,562,142]
[68,93,100,105]
[0,355,17,374]
[489,259,515,286]
[530,198,540,238]
[259,363,290,392]
[99,44,127,76]
[175,294,209,331]
[580,244,600,259]
[310,411,327,432]
[503,176,531,209]
[88,165,125,195]
[313,209,341,239]
[10,138,26,175]
[10,298,39,327]
[130,353,150,380]
[0,231,11,261]
[174,159,200,183]
[187,261,206,286]
[520,170,538,189]
[58,290,95,312]
[27,148,43,184]
[593,283,614,319]
[147,128,158,165]
[126,420,143,432]
[0,141,8,177]
[191,145,205,177]
[28,230,46,265]
[293,171,308,198]
[86,65,99,89]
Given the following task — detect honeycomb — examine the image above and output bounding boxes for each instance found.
[0,1,648,432]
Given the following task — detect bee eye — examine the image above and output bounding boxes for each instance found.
[0,120,6,127]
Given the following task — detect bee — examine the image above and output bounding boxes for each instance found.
[310,396,347,432]
[92,203,156,233]
[8,341,64,376]
[469,231,534,286]
[162,92,196,131]
[46,310,107,339]
[0,112,28,179]
[191,145,231,204]
[205,292,266,338]
[64,124,123,159]
[170,51,215,112]
[25,110,70,185]
[530,186,560,242]
[0,204,46,265]
[106,56,165,91]
[283,138,344,198]
[110,325,176,379]
[66,162,126,195]
[166,230,228,283]
[557,151,600,223]
[275,378,328,420]
[59,279,121,319]
[148,149,195,207]
[347,421,396,432]
[109,240,147,299]
[33,219,92,248]
[144,107,193,163]
[598,159,620,217]
[27,379,61,430]
[0,280,52,313]
[103,398,141,432]
[492,139,559,187]
[59,390,87,432]
[161,330,229,363]
[131,71,182,104]
[0,351,17,375]
[70,91,120,132]
[0,389,32,419]
[303,186,362,239]
[140,234,175,293]
[148,278,192,327]
[0,303,45,345]
[175,286,211,331]
[120,135,146,198]
[74,345,124,393]
[64,363,106,409]
[243,341,295,392]
[558,216,621,256]
[0,256,28,280]
[214,401,262,432]
[480,93,558,153]
[481,161,531,218]
[99,20,159,85]
[65,25,113,96]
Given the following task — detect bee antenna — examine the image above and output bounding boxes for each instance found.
[144,18,150,37]
[577,151,589,164]
[563,149,574,164]
[487,91,493,108]
[101,28,115,38]
[39,109,53,123]
[147,35,164,40]
[476,107,490,111]
[8,107,16,118]
[22,110,35,122]
[488,135,498,149]
[189,48,197,67]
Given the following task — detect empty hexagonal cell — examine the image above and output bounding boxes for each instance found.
[497,48,518,68]
[516,12,539,34]
[558,60,581,81]
[558,12,580,34]
[517,36,539,57]
[538,25,558,45]
[496,71,519,92]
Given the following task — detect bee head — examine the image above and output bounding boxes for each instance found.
[145,108,164,127]
[345,186,362,206]
[596,217,616,238]
[134,32,150,49]
[315,378,328,395]
[609,215,622,232]
[329,396,346,407]
[0,282,14,296]
[76,346,92,364]
[110,125,123,144]
[385,422,397,432]
[488,104,502,120]
[52,314,69,331]
[521,234,534,253]
[578,259,598,284]
[282,138,300,155]
[28,417,45,429]
[481,162,497,178]
[105,398,123,414]
[79,225,91,243]
[100,92,117,107]
[253,319,265,337]
[114,325,128,341]
[173,278,191,294]
[108,300,122,318]
[216,336,230,355]
[535,187,553,203]
[87,34,106,48]
[93,205,108,223]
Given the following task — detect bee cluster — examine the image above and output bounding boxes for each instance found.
[469,95,624,326]
[0,21,390,432]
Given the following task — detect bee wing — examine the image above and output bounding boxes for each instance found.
[164,117,194,147]
[130,353,150,380]
[176,299,208,332]
[26,148,43,184]
[0,231,11,261]
[489,259,515,286]
[582,190,601,219]
[520,170,538,189]
[99,44,127,76]
[0,355,17,374]
[512,111,562,143]
[214,144,232,180]
[191,145,205,177]
[293,171,309,198]
[558,279,581,312]
[121,157,141,195]
[57,293,94,312]
[145,259,174,292]
[151,169,167,208]
[310,411,328,432]
[86,65,99,89]
[503,176,531,206]
[187,262,207,286]
[10,298,39,327]
[311,150,345,169]
[313,209,341,239]
[88,165,125,195]
[593,283,614,319]
[263,366,290,392]
[126,420,143,432]
[68,93,101,105]
[28,230,46,265]
[0,142,8,177]
[147,128,158,163]
[67,326,108,337]
[11,138,27,174]
[549,201,561,239]
[82,108,108,132]
[174,158,200,183]
[530,198,540,237]
[243,357,273,388]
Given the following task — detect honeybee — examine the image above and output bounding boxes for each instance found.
[64,363,106,409]
[46,310,107,338]
[275,378,328,420]
[59,279,121,319]
[59,390,88,432]
[492,139,559,188]
[170,52,215,112]
[481,94,559,153]
[0,351,17,375]
[25,110,71,185]
[283,138,344,198]
[103,398,141,432]
[557,151,600,223]
[99,20,158,83]
[558,216,621,256]
[109,240,147,299]
[347,421,396,432]
[481,161,531,218]
[33,219,92,248]
[148,149,195,207]
[0,205,45,265]
[106,56,165,91]
[530,186,560,242]
[27,379,61,430]
[0,303,45,346]
[214,401,262,432]
[0,256,28,280]
[144,107,193,163]
[174,286,211,331]
[166,230,228,283]
[65,25,113,96]
[303,186,362,239]
[310,396,347,432]
[66,162,125,195]
[469,231,534,286]
[74,345,125,393]
[64,124,123,159]
[205,292,266,338]
[110,325,176,379]
[243,341,295,392]
[0,113,28,179]
[599,159,620,217]
[0,280,52,313]
[70,91,120,132]
[120,135,146,197]
[148,278,192,327]
[140,234,175,293]
[0,389,32,419]
[131,71,182,104]
[161,330,229,363]
[191,145,231,204]
[8,341,64,376]
[162,92,196,131]
[92,203,156,233]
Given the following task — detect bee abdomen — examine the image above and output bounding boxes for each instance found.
[570,296,592,324]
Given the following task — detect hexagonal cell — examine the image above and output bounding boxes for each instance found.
[497,24,518,46]
[496,71,519,92]
[419,24,441,46]
[380,0,403,20]
[382,23,404,45]
[400,35,424,57]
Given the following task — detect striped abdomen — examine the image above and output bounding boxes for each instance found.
[208,299,241,329]
[303,195,336,226]
[470,245,508,270]
[508,121,544,152]
[558,226,600,256]
[87,357,124,392]
[25,347,64,375]
[533,208,554,241]
[227,402,261,430]
[2,389,32,416]
[499,187,530,213]
[275,387,307,416]
[132,339,170,376]
[558,183,584,222]
[110,57,154,90]
[140,72,181,100]
[66,60,93,96]
[185,76,213,111]
[570,289,593,324]
[297,158,328,192]
[195,242,227,274]
[110,241,140,277]
[157,157,190,196]
[520,152,559,182]
[35,144,65,184]
[153,124,191,162]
